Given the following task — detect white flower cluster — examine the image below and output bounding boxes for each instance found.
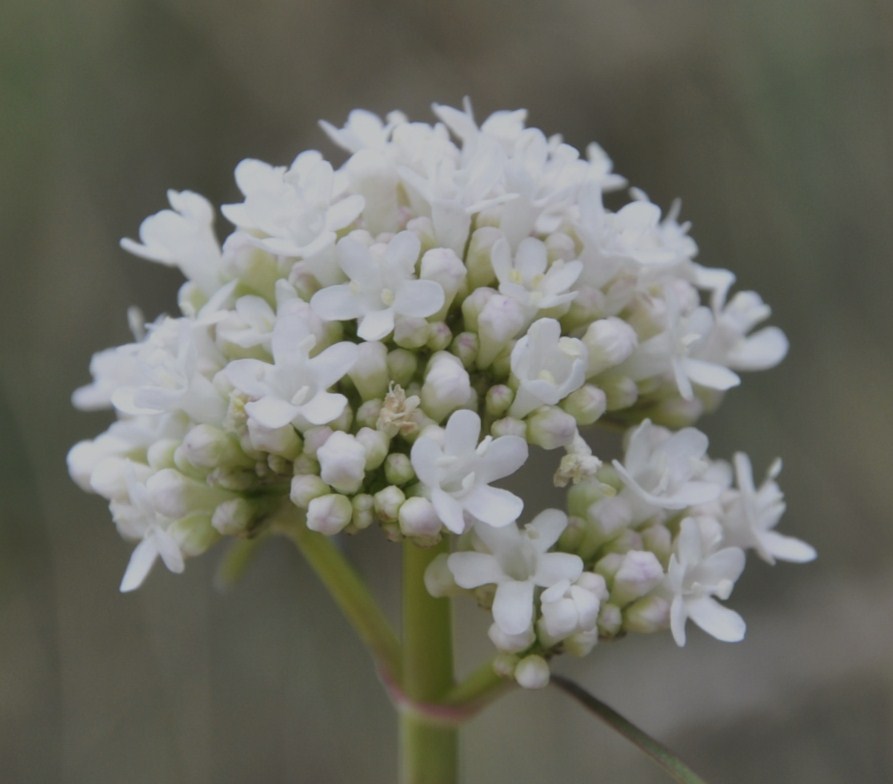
[68,102,813,688]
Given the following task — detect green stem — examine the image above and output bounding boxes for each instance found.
[400,539,458,784]
[280,509,402,684]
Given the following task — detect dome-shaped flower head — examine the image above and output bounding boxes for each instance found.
[446,509,583,636]
[410,409,528,533]
[310,231,445,341]
[509,318,587,418]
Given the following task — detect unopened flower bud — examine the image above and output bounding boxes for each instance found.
[424,553,461,597]
[168,515,218,557]
[355,399,383,429]
[398,497,442,541]
[465,227,501,289]
[302,426,333,458]
[306,494,353,535]
[623,594,670,634]
[247,419,301,458]
[212,497,254,536]
[373,485,405,523]
[461,287,495,333]
[601,375,639,411]
[477,294,526,367]
[421,352,473,422]
[290,474,330,508]
[393,316,430,349]
[349,341,389,401]
[292,453,319,476]
[450,332,479,369]
[564,627,599,657]
[384,453,415,486]
[597,603,623,637]
[147,439,179,471]
[561,384,606,425]
[514,655,550,689]
[351,493,375,531]
[544,231,576,262]
[147,469,229,518]
[527,406,577,449]
[179,424,248,470]
[317,431,367,495]
[421,247,467,316]
[493,653,519,679]
[490,416,526,438]
[485,384,514,417]
[489,623,536,654]
[641,525,672,562]
[426,321,452,352]
[650,395,705,428]
[387,349,418,387]
[611,551,664,606]
[582,317,638,376]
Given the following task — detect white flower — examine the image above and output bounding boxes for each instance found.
[666,517,746,646]
[447,509,583,636]
[491,237,582,314]
[509,318,587,418]
[109,467,186,592]
[621,285,740,401]
[320,109,407,154]
[722,453,815,564]
[702,290,789,371]
[310,231,444,341]
[110,317,228,425]
[410,409,528,533]
[221,151,363,258]
[539,572,603,644]
[612,419,722,511]
[226,306,357,430]
[120,190,224,296]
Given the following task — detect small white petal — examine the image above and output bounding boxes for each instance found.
[493,580,535,635]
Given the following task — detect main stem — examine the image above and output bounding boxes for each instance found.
[400,539,458,784]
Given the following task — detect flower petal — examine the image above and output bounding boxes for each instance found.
[463,485,523,528]
[493,580,535,635]
[685,596,746,643]
[447,552,503,588]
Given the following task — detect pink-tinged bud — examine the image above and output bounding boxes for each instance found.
[450,332,479,369]
[306,494,353,535]
[485,384,514,418]
[393,316,430,349]
[212,498,254,536]
[611,550,664,606]
[426,321,452,352]
[526,406,577,449]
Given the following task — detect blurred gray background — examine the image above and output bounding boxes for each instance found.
[3,1,892,782]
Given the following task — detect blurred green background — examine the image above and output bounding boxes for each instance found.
[3,1,892,782]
